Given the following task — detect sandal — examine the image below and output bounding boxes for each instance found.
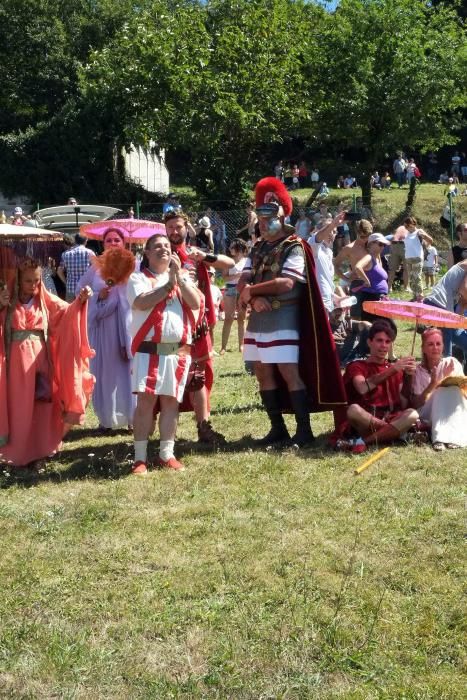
[432,442,445,451]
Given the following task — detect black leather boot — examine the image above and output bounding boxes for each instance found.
[255,389,290,445]
[289,390,315,446]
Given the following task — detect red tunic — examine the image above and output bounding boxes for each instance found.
[344,360,404,417]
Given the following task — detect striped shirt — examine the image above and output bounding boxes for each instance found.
[60,245,95,298]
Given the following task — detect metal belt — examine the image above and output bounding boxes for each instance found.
[137,341,191,356]
[270,298,299,310]
[11,329,44,342]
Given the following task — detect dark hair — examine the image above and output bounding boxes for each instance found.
[140,233,168,271]
[229,238,248,255]
[144,232,168,251]
[75,233,86,245]
[163,210,188,224]
[368,319,397,341]
[103,227,125,242]
[404,216,417,227]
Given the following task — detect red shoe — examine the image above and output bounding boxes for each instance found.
[131,460,148,475]
[156,456,185,471]
[351,438,367,454]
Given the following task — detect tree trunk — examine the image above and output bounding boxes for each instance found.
[360,171,372,209]
[405,177,417,211]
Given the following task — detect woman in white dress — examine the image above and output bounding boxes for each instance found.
[411,328,467,450]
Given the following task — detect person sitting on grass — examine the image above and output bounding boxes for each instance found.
[410,328,467,451]
[333,320,419,453]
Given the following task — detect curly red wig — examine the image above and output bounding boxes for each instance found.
[96,248,135,286]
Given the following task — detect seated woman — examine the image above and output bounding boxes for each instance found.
[0,258,93,470]
[410,328,467,451]
[353,232,390,321]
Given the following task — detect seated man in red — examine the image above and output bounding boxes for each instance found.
[339,320,419,452]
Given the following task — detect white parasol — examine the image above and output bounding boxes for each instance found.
[0,223,63,240]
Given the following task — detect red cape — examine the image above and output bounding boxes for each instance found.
[171,243,214,413]
[276,237,347,414]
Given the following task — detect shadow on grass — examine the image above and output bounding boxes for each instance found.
[0,441,133,489]
[176,433,330,458]
[64,426,133,442]
[210,402,262,416]
[0,428,333,490]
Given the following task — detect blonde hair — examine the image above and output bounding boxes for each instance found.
[357,220,373,236]
[421,328,443,367]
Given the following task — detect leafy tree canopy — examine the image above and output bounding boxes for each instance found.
[1,0,465,202]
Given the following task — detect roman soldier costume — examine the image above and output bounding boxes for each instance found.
[242,177,346,446]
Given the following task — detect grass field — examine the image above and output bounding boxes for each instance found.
[1,181,466,698]
[290,183,467,249]
[1,315,465,698]
[175,182,467,250]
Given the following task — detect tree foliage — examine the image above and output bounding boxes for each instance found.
[313,0,466,166]
[1,0,465,203]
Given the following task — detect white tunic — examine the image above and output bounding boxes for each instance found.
[413,357,467,446]
[127,271,194,401]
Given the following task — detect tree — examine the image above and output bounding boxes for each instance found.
[82,0,324,201]
[0,0,153,202]
[309,0,466,205]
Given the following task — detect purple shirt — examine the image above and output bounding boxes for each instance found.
[364,257,388,294]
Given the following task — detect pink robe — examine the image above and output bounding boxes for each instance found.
[0,287,95,467]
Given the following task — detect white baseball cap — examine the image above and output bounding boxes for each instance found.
[368,233,391,245]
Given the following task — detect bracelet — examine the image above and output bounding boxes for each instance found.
[204,253,218,263]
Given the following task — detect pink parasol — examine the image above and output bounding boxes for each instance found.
[362,299,467,354]
[80,218,166,244]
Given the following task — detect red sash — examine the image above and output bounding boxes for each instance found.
[130,270,195,355]
[173,244,216,327]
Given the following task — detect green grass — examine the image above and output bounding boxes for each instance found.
[171,182,467,251]
[291,183,466,247]
[0,320,465,698]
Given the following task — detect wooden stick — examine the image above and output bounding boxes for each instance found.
[410,320,418,356]
[354,447,390,475]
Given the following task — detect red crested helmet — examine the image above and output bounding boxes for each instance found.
[255,177,293,218]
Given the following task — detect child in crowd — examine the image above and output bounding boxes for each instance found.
[423,243,438,288]
[208,267,224,352]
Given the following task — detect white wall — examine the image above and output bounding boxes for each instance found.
[123,141,170,194]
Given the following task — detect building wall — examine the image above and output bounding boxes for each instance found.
[123,142,170,194]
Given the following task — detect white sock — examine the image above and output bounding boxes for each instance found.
[159,440,175,462]
[134,440,148,463]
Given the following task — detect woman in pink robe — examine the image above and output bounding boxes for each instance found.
[0,259,94,469]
